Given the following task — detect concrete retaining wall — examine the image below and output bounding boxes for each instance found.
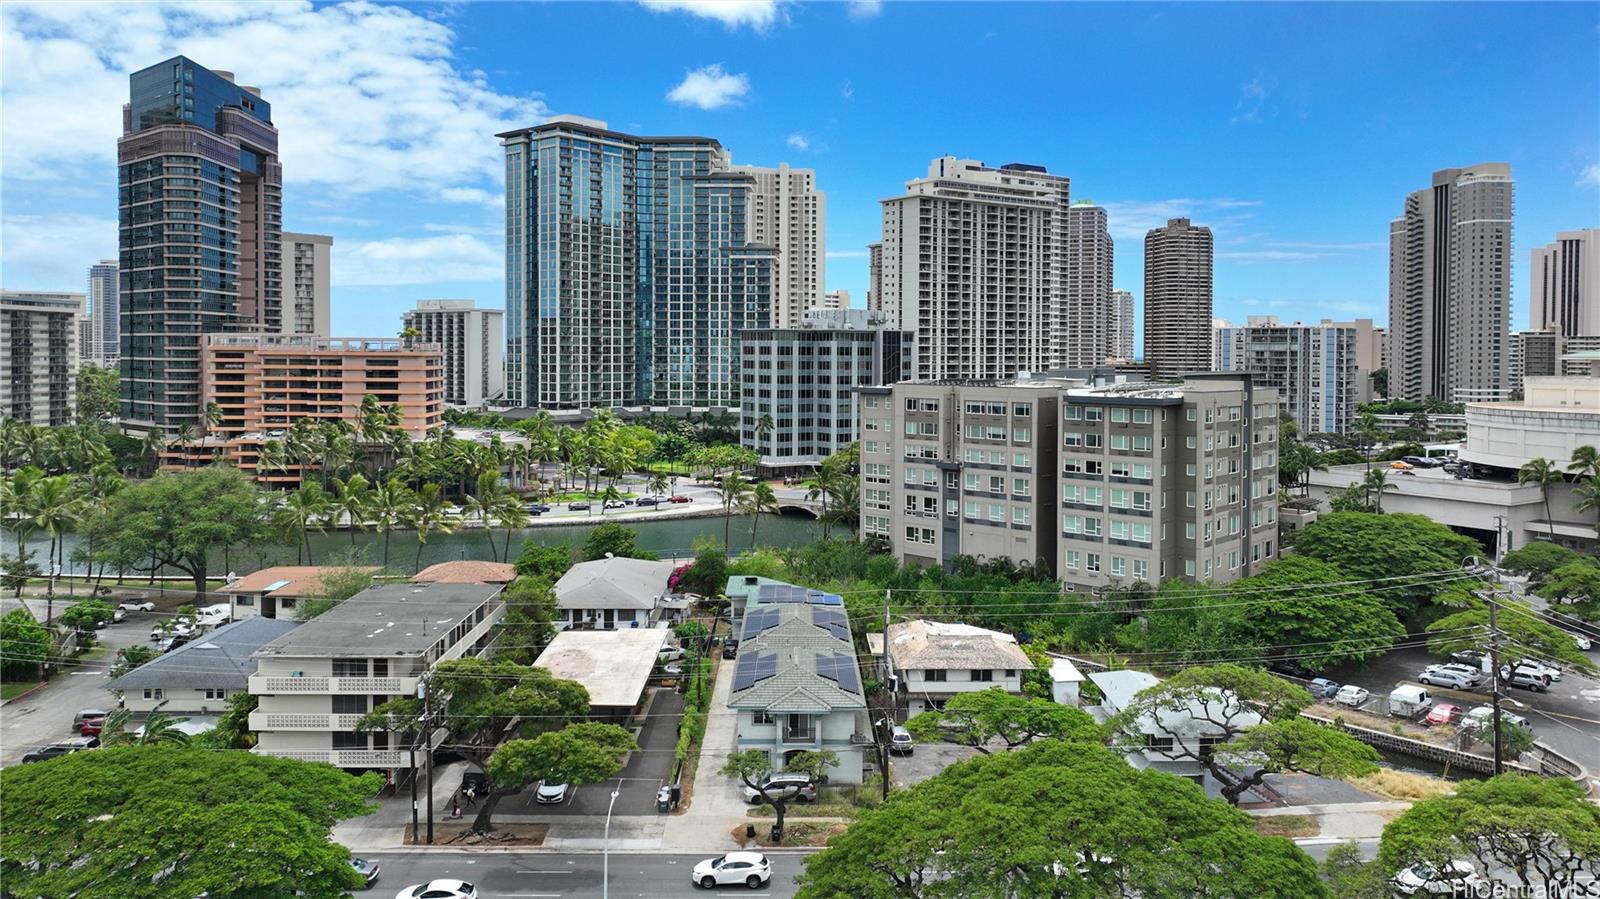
[1300,711,1588,788]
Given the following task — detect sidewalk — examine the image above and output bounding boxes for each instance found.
[1247,799,1412,844]
[666,652,750,851]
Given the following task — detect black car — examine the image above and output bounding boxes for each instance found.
[525,503,551,514]
[461,769,491,801]
[1450,649,1488,669]
[22,737,98,763]
[722,639,739,659]
[636,496,660,507]
[1266,659,1313,680]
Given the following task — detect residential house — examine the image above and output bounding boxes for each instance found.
[219,566,379,620]
[883,620,1033,714]
[1088,669,1261,791]
[413,560,518,585]
[727,580,868,783]
[553,556,677,630]
[106,617,299,714]
[725,575,841,633]
[248,582,504,772]
[533,629,670,723]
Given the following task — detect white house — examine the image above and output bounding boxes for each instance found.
[728,583,868,784]
[884,620,1033,715]
[553,557,678,631]
[106,617,299,714]
[1088,669,1262,791]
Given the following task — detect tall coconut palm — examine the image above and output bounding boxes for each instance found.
[646,472,671,507]
[804,469,838,538]
[1568,445,1600,481]
[407,483,455,573]
[1352,412,1383,473]
[254,439,290,483]
[27,474,83,619]
[491,490,528,563]
[172,423,196,469]
[1360,467,1397,514]
[283,482,332,565]
[1517,457,1564,541]
[2,466,44,554]
[463,472,505,560]
[718,472,753,550]
[368,478,414,571]
[332,474,373,545]
[741,481,779,549]
[1573,476,1600,537]
[204,401,224,434]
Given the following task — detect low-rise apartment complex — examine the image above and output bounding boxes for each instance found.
[248,582,504,771]
[860,372,1279,592]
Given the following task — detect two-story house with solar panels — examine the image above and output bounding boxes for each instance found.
[725,580,869,783]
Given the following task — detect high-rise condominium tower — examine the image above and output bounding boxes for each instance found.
[1215,316,1377,434]
[1143,218,1214,380]
[118,56,282,428]
[879,157,1070,380]
[1388,163,1514,403]
[282,232,332,337]
[498,116,781,409]
[732,162,825,327]
[1530,228,1598,337]
[866,241,883,312]
[403,299,506,408]
[85,260,119,368]
[1060,202,1113,367]
[1109,289,1135,359]
[1,291,81,426]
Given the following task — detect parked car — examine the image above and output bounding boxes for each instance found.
[1307,677,1340,698]
[1266,659,1313,680]
[1423,703,1462,726]
[661,663,684,677]
[79,716,107,736]
[22,737,98,763]
[722,639,739,660]
[636,496,661,507]
[155,633,191,653]
[394,880,477,899]
[668,495,692,504]
[73,709,108,732]
[1512,658,1562,681]
[692,852,771,890]
[1461,705,1532,733]
[658,646,686,663]
[535,780,569,804]
[1562,630,1593,651]
[150,620,195,641]
[1416,664,1481,689]
[1333,684,1370,707]
[742,773,817,804]
[1401,455,1432,468]
[889,725,915,755]
[1501,665,1551,692]
[603,499,627,509]
[349,857,380,888]
[460,770,490,801]
[1389,685,1434,718]
[118,599,156,612]
[1449,649,1489,671]
[1389,460,1414,471]
[566,501,590,511]
[1389,860,1485,896]
[112,608,126,623]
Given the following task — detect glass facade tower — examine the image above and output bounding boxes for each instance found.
[118,56,282,428]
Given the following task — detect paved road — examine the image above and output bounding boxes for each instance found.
[0,605,151,767]
[360,850,810,898]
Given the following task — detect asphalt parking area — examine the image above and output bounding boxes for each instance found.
[887,741,982,789]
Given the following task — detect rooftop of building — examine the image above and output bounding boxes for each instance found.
[253,583,503,659]
[533,628,670,708]
[413,560,519,585]
[107,617,299,692]
[221,566,380,597]
[497,114,720,146]
[884,619,1033,671]
[554,557,678,611]
[204,335,440,353]
[729,601,866,713]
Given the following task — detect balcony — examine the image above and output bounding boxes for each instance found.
[248,674,416,695]
[248,712,368,731]
[253,747,407,769]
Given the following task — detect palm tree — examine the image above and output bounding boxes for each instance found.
[741,481,779,549]
[755,412,775,451]
[100,701,191,746]
[204,401,224,434]
[1352,412,1383,472]
[646,472,670,508]
[332,474,373,545]
[27,474,83,620]
[2,466,44,554]
[172,423,196,469]
[1360,467,1397,514]
[369,478,414,571]
[1573,476,1600,537]
[1517,457,1564,541]
[491,490,528,563]
[1568,445,1600,481]
[718,472,753,550]
[804,469,838,538]
[463,472,503,560]
[283,482,332,565]
[254,439,290,483]
[407,483,455,573]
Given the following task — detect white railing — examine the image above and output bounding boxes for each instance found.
[248,712,367,731]
[248,675,414,695]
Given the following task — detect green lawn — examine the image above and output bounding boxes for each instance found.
[1,680,40,701]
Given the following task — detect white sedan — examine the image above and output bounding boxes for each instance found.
[395,880,476,899]
[1333,684,1369,707]
[1390,860,1485,895]
[1563,630,1592,651]
[117,599,155,612]
[692,852,771,889]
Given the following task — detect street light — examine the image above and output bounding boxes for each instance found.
[602,782,621,899]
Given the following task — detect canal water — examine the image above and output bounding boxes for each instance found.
[25,512,826,577]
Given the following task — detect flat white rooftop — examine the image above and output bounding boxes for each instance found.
[534,628,670,709]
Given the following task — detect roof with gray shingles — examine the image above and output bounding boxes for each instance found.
[554,557,676,611]
[728,604,866,713]
[106,617,300,692]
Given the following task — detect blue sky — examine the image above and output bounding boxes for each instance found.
[3,1,1597,348]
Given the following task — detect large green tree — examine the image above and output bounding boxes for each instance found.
[1424,596,1596,674]
[580,522,654,562]
[793,740,1329,899]
[1228,556,1406,670]
[90,467,265,598]
[495,575,560,665]
[1105,664,1379,806]
[905,687,1101,753]
[1498,541,1584,587]
[1291,512,1482,615]
[0,608,48,680]
[0,745,379,899]
[482,722,636,832]
[75,365,121,424]
[1380,774,1600,893]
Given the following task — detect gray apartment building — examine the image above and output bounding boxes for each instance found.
[84,260,119,368]
[1143,218,1214,381]
[119,56,283,429]
[1214,316,1377,435]
[404,299,506,408]
[1,290,82,426]
[739,308,912,473]
[1060,202,1114,368]
[1389,163,1514,403]
[1530,228,1598,339]
[1109,289,1136,360]
[859,373,1278,592]
[282,232,331,338]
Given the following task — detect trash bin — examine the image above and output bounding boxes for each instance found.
[745,823,756,839]
[657,786,672,813]
[770,823,783,843]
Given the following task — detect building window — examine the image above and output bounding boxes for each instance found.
[972,670,994,682]
[1065,550,1081,570]
[1145,734,1175,753]
[143,688,163,701]
[332,695,369,714]
[203,688,226,701]
[753,711,774,725]
[333,659,367,678]
[925,669,948,682]
[332,731,367,750]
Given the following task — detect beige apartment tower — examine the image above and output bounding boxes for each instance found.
[281,232,332,337]
[1143,218,1214,381]
[1530,228,1599,338]
[1060,202,1114,368]
[733,162,825,328]
[1109,289,1136,360]
[1388,163,1514,403]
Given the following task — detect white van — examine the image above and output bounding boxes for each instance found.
[1389,684,1433,718]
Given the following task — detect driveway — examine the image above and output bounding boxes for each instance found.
[499,688,685,818]
[1,601,153,767]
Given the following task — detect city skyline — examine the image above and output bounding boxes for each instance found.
[2,1,1597,350]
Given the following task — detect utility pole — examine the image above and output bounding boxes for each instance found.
[1469,556,1506,775]
[879,589,892,801]
[409,731,420,843]
[419,673,436,843]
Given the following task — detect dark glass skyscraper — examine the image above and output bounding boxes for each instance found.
[118,56,282,428]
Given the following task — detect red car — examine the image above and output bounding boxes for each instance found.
[1423,703,1461,726]
[80,717,106,736]
[668,495,692,504]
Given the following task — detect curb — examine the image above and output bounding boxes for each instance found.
[0,680,48,707]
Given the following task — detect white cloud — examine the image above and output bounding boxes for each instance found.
[1580,163,1600,188]
[0,213,119,287]
[639,0,783,31]
[847,0,883,19]
[334,233,500,286]
[1099,197,1262,242]
[840,81,855,101]
[666,64,751,110]
[0,1,546,194]
[786,132,810,150]
[437,186,501,207]
[1230,77,1271,125]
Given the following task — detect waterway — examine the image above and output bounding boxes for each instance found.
[22,512,827,578]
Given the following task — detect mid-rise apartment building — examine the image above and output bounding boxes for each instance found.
[1530,228,1598,338]
[281,232,331,337]
[84,260,119,368]
[1514,329,1600,385]
[1388,163,1514,403]
[1143,218,1214,381]
[499,115,806,410]
[1060,202,1113,367]
[878,157,1071,381]
[1109,289,1136,360]
[739,308,912,472]
[403,299,505,408]
[859,373,1278,592]
[1,290,82,426]
[119,56,283,429]
[249,583,504,772]
[1214,316,1377,434]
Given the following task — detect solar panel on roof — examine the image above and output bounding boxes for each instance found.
[813,593,843,606]
[742,608,780,640]
[755,651,778,684]
[733,652,761,692]
[815,653,862,695]
[811,607,849,641]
